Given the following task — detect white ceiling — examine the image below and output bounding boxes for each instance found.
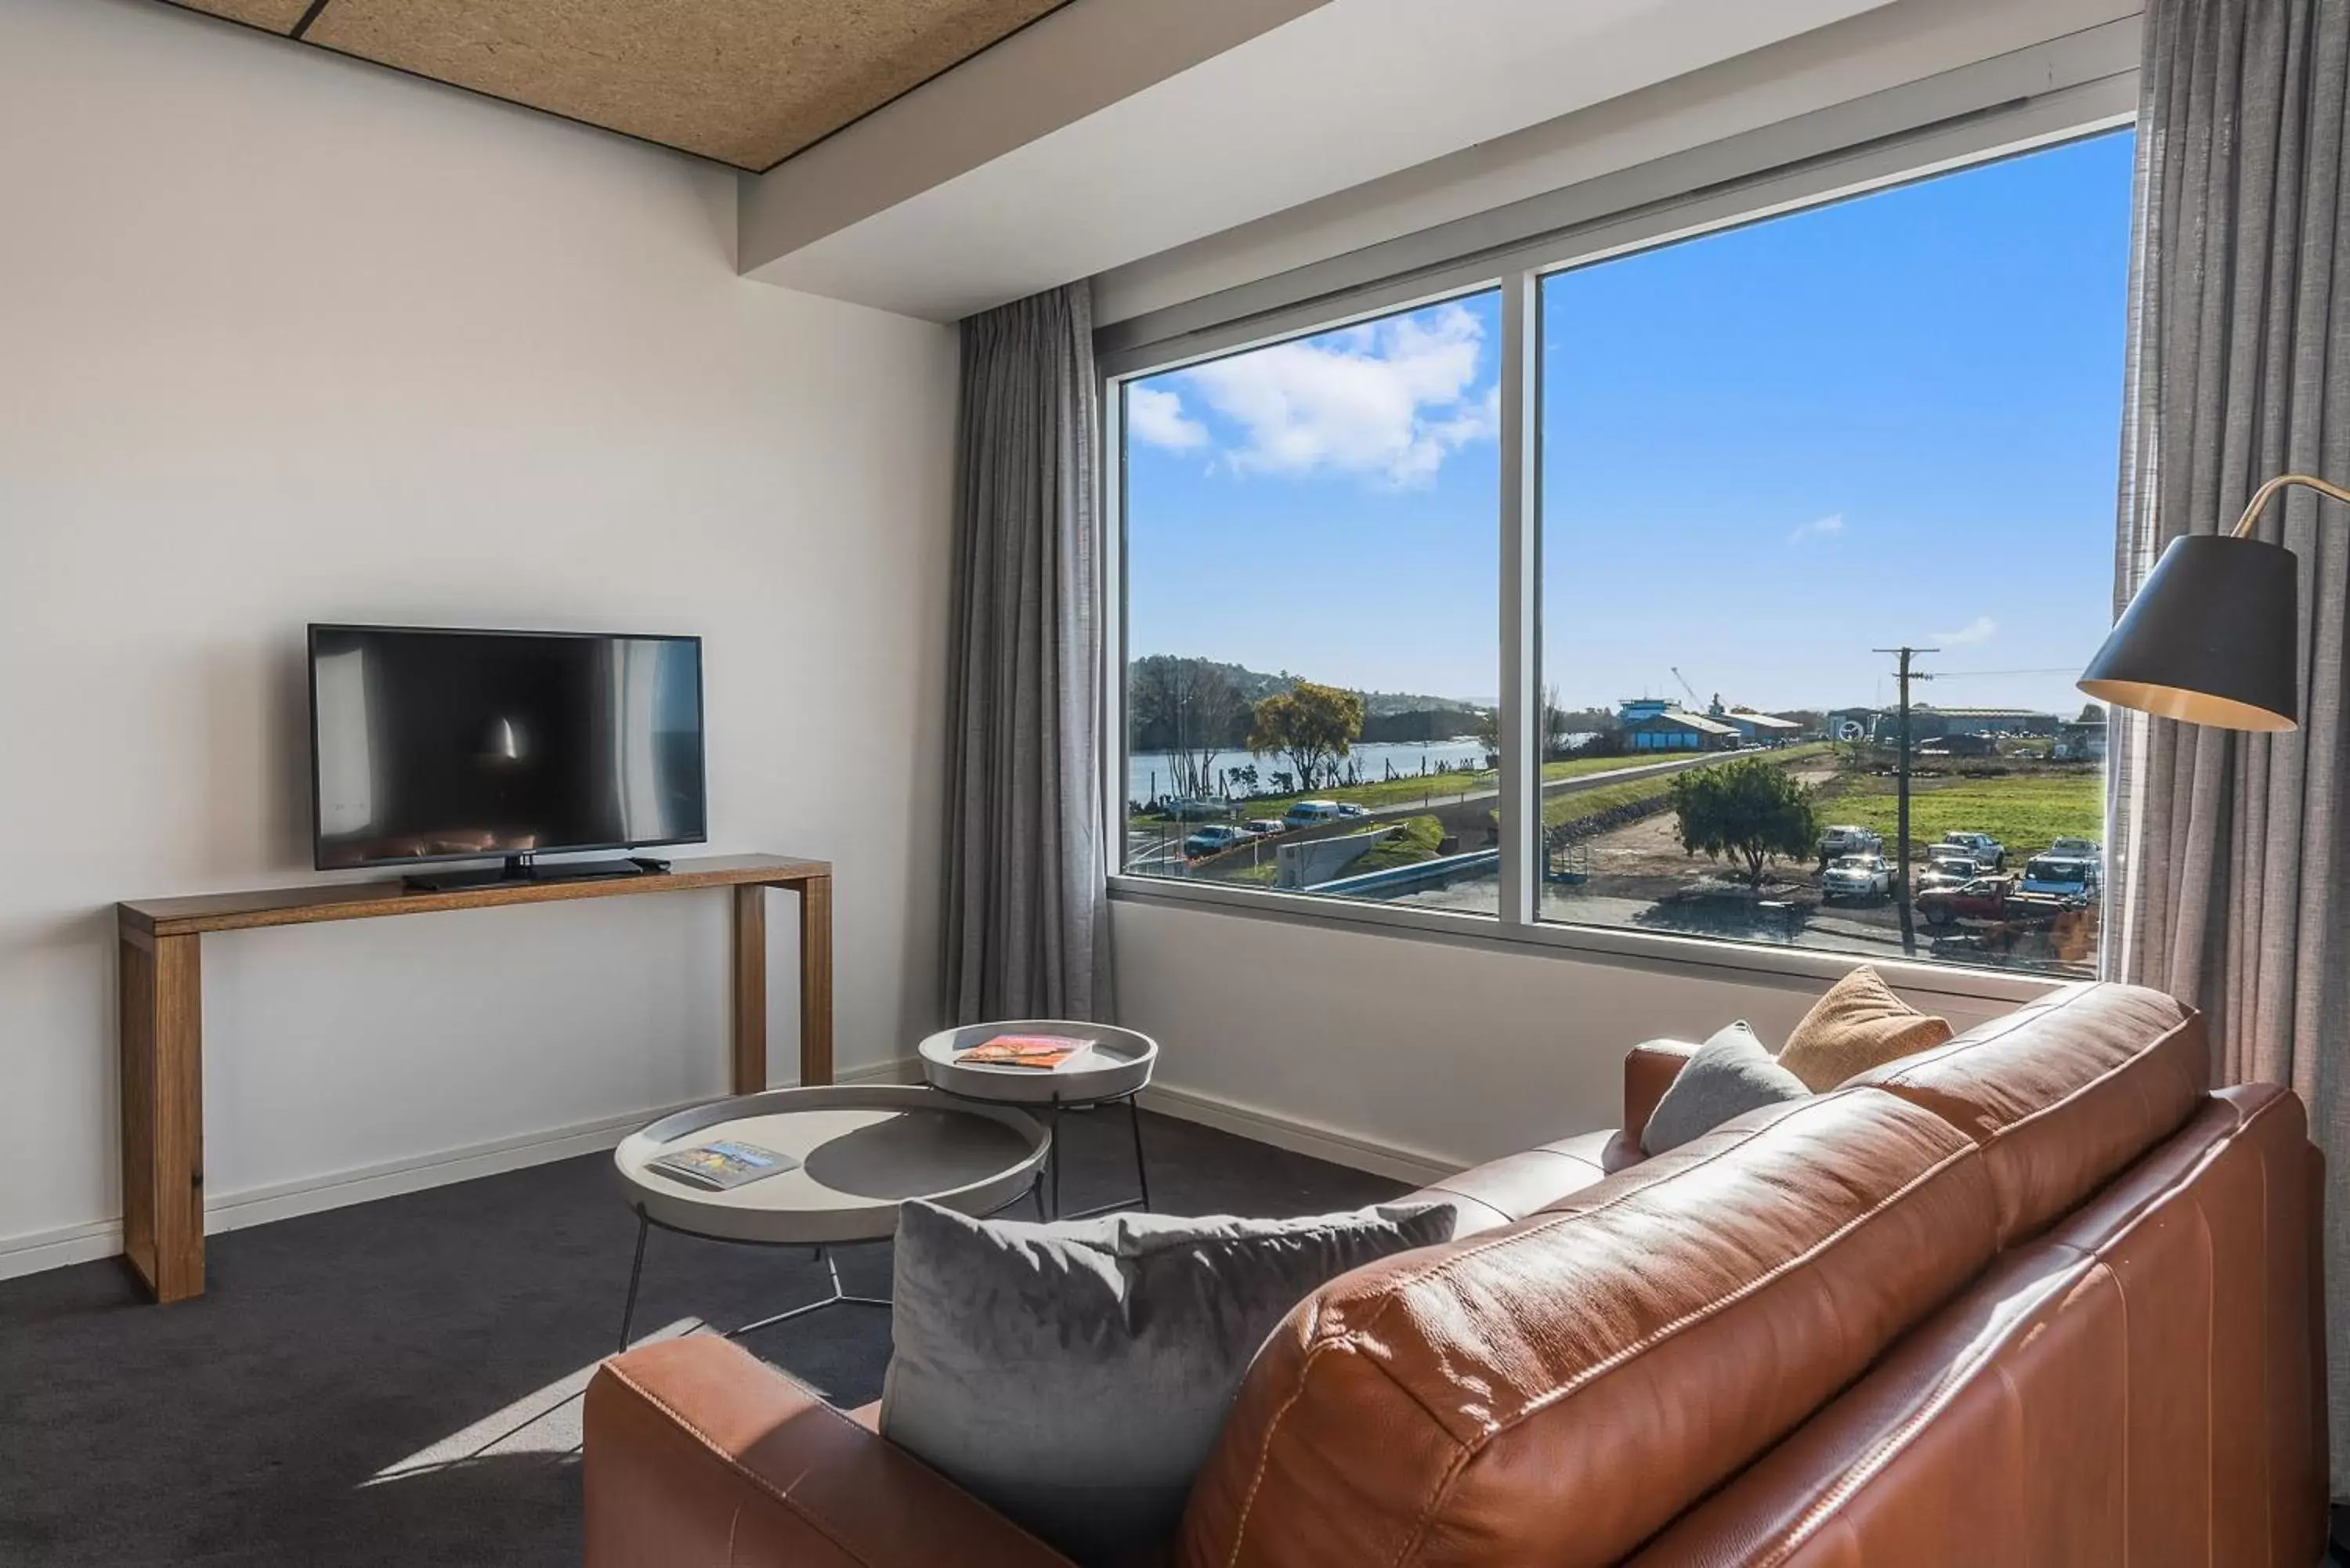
[739,0,1906,321]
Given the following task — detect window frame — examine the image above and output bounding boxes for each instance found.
[1100,67,2138,1008]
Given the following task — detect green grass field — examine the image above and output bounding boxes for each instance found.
[1813,770,2104,860]
[1346,815,1445,872]
[1538,744,1835,829]
[1132,748,1707,826]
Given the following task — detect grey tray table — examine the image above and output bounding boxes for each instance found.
[916,1021,1158,1219]
[612,1083,1047,1346]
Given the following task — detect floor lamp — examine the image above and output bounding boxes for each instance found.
[2078,473,2350,729]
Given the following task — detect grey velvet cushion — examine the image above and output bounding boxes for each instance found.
[880,1198,1455,1566]
[1640,1020,1811,1155]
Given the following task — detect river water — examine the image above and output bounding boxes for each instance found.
[1126,738,1491,804]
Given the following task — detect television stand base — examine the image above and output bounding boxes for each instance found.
[402,854,659,893]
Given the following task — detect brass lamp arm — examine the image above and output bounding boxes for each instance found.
[2229,472,2350,537]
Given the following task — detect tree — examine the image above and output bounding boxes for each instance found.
[1473,685,1581,760]
[2077,701,2104,721]
[1669,756,1820,890]
[1249,681,1365,791]
[1129,656,1250,799]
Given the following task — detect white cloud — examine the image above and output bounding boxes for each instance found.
[1175,303,1496,486]
[1126,385,1207,451]
[1788,512,1846,544]
[1932,616,1999,645]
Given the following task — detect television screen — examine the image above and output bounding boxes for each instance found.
[309,626,706,871]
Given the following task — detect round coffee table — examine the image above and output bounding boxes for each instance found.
[611,1084,1047,1347]
[916,1021,1158,1220]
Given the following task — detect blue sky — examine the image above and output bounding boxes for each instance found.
[1123,129,2136,717]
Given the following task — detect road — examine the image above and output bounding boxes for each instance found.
[1348,746,1759,826]
[1126,747,1759,869]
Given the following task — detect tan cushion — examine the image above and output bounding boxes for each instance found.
[1777,966,1954,1090]
[1176,1091,1999,1568]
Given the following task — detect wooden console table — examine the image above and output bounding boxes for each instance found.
[115,853,832,1304]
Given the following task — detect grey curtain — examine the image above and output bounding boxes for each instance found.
[2108,0,2349,1496]
[942,281,1113,1024]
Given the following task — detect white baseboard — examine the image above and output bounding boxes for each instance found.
[1137,1081,1465,1187]
[0,1054,925,1284]
[0,1219,122,1281]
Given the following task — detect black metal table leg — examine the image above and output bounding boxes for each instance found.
[617,1210,650,1351]
[1126,1093,1152,1212]
[1049,1095,1064,1220]
[726,1247,892,1339]
[613,1172,1046,1350]
[1054,1093,1154,1221]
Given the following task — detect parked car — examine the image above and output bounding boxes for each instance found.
[1820,854,1893,902]
[1182,824,1249,858]
[1820,824,1883,857]
[2047,836,2102,860]
[1282,800,1347,829]
[1940,831,2006,869]
[1336,803,1370,818]
[2019,854,2100,902]
[1916,856,1981,894]
[1918,874,2016,925]
[1242,818,1287,838]
[1159,797,1230,822]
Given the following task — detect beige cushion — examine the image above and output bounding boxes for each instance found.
[1778,966,1953,1091]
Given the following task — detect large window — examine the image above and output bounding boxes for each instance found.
[1114,129,2135,981]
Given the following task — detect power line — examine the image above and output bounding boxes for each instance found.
[1927,666,2078,679]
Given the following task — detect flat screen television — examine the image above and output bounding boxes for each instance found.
[309,625,706,882]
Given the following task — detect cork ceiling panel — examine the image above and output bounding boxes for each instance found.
[294,0,1070,171]
[167,0,316,31]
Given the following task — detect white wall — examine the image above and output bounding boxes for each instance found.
[0,0,958,1274]
[1118,900,2033,1179]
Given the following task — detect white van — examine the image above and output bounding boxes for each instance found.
[1282,800,1347,829]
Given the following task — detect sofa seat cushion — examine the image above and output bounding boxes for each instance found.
[1777,965,1954,1090]
[1177,1091,2001,1568]
[880,1198,1455,1567]
[1846,981,2208,1245]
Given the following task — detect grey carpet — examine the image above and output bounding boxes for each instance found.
[0,1107,1405,1567]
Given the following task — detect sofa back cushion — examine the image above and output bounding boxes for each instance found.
[1176,1091,1999,1568]
[1623,1085,2324,1568]
[1846,981,2208,1245]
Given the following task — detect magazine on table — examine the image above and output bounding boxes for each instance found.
[957,1031,1095,1070]
[646,1140,798,1190]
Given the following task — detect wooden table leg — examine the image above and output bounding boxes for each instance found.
[797,875,833,1086]
[119,927,204,1302]
[731,886,767,1095]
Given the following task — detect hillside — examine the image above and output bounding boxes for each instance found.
[1130,656,1484,718]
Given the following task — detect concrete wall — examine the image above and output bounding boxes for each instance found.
[0,0,957,1276]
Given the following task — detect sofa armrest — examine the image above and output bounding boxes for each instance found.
[586,1337,1076,1568]
[1621,1039,1701,1156]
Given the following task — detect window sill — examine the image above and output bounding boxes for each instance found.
[1105,873,2074,1007]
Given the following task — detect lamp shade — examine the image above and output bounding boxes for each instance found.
[2078,533,2299,732]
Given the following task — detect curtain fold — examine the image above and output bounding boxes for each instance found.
[941,281,1113,1024]
[2110,0,2349,1496]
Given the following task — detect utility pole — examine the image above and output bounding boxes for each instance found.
[1872,646,1936,955]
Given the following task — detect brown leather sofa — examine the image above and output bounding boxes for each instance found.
[584,982,2329,1566]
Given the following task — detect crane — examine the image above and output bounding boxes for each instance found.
[1670,666,1703,710]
